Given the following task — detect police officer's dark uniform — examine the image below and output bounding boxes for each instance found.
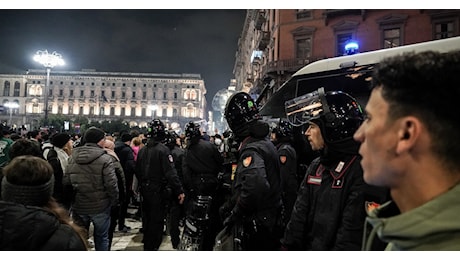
[281,88,389,250]
[221,92,283,250]
[182,121,224,250]
[135,119,184,251]
[164,130,186,249]
[272,119,298,224]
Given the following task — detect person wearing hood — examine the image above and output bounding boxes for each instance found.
[281,87,388,250]
[0,155,88,250]
[66,127,119,251]
[219,92,283,250]
[354,50,460,251]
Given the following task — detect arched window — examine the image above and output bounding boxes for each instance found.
[3,81,10,96]
[190,89,197,100]
[13,82,20,97]
[183,89,190,100]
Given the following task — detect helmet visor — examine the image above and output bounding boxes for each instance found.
[285,90,324,127]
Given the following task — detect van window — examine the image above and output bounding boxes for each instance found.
[260,64,373,118]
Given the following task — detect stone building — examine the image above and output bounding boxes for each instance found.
[0,69,207,132]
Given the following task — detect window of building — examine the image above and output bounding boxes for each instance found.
[383,28,401,48]
[13,82,20,97]
[133,83,136,87]
[190,90,197,100]
[174,92,177,99]
[336,32,353,55]
[434,19,456,39]
[131,107,136,117]
[60,81,63,85]
[121,107,125,116]
[59,89,63,96]
[102,82,105,86]
[153,92,156,99]
[123,83,126,87]
[184,89,190,100]
[100,107,105,116]
[50,81,53,85]
[377,14,407,49]
[296,37,312,59]
[91,82,95,86]
[58,105,63,114]
[143,84,147,87]
[142,107,146,117]
[162,108,167,117]
[111,91,115,98]
[71,82,74,85]
[49,89,53,97]
[173,108,178,117]
[112,83,115,86]
[81,82,84,86]
[90,106,94,115]
[163,92,167,100]
[185,103,195,118]
[110,107,115,116]
[79,106,84,115]
[70,90,74,97]
[122,91,126,99]
[142,91,147,99]
[91,90,95,97]
[69,105,73,115]
[132,92,136,98]
[297,9,312,20]
[80,90,84,97]
[3,81,10,96]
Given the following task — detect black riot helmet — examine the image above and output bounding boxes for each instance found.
[184,121,201,140]
[273,118,294,139]
[285,87,364,144]
[224,92,261,135]
[164,130,178,148]
[147,118,166,141]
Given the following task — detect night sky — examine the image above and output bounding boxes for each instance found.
[0,9,246,106]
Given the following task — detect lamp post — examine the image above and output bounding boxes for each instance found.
[33,50,64,127]
[149,104,158,120]
[4,102,19,126]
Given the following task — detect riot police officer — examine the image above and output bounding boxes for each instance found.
[221,92,283,250]
[272,119,298,223]
[182,121,224,250]
[281,88,388,250]
[135,119,185,250]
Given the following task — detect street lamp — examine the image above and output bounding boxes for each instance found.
[33,50,64,127]
[149,104,158,120]
[4,102,19,126]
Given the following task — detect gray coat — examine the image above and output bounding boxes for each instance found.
[66,143,119,214]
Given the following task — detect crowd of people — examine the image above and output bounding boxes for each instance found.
[0,50,460,251]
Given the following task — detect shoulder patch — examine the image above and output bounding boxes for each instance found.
[279,155,287,164]
[243,156,252,167]
[168,154,174,163]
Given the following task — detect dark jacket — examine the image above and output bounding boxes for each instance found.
[114,141,136,182]
[183,139,223,195]
[0,201,87,250]
[281,154,388,250]
[231,136,283,228]
[66,143,119,214]
[136,140,183,197]
[276,141,298,222]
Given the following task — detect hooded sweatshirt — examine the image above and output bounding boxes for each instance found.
[363,183,460,250]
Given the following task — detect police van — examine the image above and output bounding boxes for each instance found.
[259,36,460,118]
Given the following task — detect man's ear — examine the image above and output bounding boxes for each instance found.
[396,116,421,155]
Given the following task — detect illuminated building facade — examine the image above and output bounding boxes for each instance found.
[0,69,207,131]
